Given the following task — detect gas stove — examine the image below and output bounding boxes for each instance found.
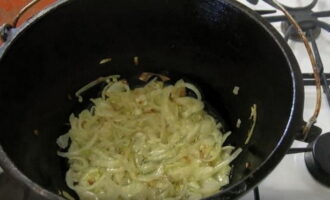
[0,0,329,200]
[238,0,330,199]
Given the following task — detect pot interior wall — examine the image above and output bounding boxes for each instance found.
[0,0,298,198]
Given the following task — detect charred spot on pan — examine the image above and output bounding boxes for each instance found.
[88,179,95,185]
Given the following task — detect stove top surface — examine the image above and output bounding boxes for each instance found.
[239,0,330,199]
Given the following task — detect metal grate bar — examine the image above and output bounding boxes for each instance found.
[312,10,330,18]
[254,187,260,200]
[310,33,330,106]
[287,147,312,154]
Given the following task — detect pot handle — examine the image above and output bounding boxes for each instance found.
[263,0,322,141]
[0,0,43,42]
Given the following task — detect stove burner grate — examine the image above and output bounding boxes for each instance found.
[247,1,330,199]
[257,0,330,107]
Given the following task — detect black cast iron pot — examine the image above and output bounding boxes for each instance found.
[0,0,304,199]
